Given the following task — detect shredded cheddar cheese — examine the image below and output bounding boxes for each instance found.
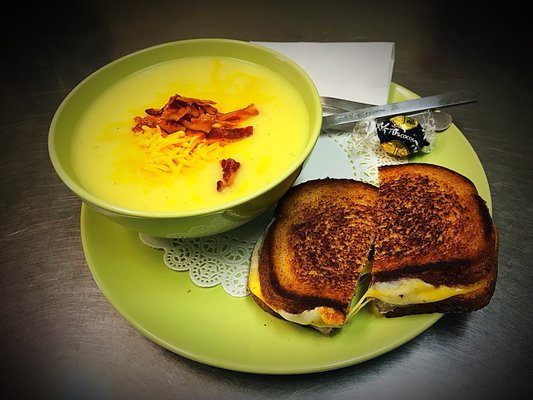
[134,125,223,176]
[131,94,258,181]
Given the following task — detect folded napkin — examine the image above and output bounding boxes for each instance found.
[255,41,395,105]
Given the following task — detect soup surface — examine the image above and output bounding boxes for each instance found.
[71,56,310,212]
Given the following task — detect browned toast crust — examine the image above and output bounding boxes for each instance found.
[252,164,498,325]
[373,163,498,288]
[374,246,497,317]
[258,178,378,320]
[251,292,284,319]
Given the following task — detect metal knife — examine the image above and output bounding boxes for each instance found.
[321,96,453,132]
[321,90,477,129]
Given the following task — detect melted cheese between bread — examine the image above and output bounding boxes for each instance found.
[248,233,337,333]
[250,231,488,326]
[365,278,487,305]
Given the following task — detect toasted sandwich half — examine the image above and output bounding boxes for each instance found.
[360,163,499,317]
[248,178,378,334]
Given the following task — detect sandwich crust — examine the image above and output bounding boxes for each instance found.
[250,163,498,328]
[371,163,498,314]
[374,261,497,317]
[257,178,378,326]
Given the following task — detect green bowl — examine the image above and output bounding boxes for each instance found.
[48,38,322,238]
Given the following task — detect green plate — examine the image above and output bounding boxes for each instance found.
[81,83,491,374]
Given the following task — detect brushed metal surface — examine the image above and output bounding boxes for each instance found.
[1,1,531,399]
[321,90,475,128]
[321,96,453,131]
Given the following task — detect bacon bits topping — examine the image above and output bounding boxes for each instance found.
[217,158,241,192]
[131,95,258,189]
[133,94,258,141]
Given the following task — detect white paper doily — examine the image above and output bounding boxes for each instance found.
[139,126,406,297]
[139,233,256,297]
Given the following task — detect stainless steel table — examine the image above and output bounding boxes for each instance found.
[2,1,531,399]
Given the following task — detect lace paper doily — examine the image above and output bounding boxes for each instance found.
[140,233,255,297]
[324,120,408,186]
[139,125,407,297]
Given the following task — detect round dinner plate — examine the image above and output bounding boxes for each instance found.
[81,83,491,374]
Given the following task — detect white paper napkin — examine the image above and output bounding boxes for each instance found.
[255,42,395,105]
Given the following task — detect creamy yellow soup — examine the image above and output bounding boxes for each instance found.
[71,56,309,212]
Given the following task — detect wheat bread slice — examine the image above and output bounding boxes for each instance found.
[255,178,378,328]
[370,163,498,316]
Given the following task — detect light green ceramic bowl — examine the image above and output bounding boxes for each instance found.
[48,39,322,238]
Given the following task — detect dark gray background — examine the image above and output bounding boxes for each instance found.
[1,1,531,399]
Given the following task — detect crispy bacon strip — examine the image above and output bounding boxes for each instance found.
[132,94,258,140]
[217,104,259,122]
[206,126,253,141]
[217,158,240,192]
[180,113,216,134]
[132,95,257,190]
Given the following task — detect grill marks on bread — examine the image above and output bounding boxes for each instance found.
[258,179,378,318]
[254,163,498,325]
[287,203,373,296]
[373,164,498,289]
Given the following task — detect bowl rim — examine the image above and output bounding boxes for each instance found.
[48,38,322,219]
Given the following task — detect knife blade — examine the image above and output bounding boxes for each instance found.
[321,96,453,132]
[321,90,476,129]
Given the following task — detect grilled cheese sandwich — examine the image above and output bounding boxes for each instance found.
[368,163,498,317]
[249,178,378,334]
[249,163,498,332]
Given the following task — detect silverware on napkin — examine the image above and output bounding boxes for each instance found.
[321,90,476,131]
